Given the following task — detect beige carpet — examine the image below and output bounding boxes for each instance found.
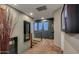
[24,39,62,54]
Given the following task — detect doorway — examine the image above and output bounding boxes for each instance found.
[24,21,31,42]
[34,18,54,39]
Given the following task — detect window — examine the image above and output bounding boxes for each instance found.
[44,21,48,31]
[34,21,48,31]
[34,23,37,31]
[38,22,42,31]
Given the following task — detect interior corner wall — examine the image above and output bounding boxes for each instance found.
[17,13,34,53]
[53,7,63,48]
[6,5,34,53]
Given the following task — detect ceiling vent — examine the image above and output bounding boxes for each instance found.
[36,6,47,11]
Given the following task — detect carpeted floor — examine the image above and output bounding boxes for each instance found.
[24,39,62,54]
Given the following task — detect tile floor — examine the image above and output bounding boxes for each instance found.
[24,39,62,54]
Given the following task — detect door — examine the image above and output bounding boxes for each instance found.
[34,20,49,39]
[34,21,42,38]
[34,19,54,39]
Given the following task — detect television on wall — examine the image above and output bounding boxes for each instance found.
[61,4,79,33]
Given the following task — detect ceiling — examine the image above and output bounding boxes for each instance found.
[10,4,63,20]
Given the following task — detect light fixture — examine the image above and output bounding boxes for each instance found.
[43,20,47,21]
[14,4,17,5]
[41,17,45,20]
[30,12,33,16]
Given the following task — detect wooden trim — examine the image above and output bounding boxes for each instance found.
[30,33,32,48]
[61,48,64,54]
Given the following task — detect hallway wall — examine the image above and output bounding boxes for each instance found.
[5,5,34,53]
[53,7,63,48]
[64,33,79,53]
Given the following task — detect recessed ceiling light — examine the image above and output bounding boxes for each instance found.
[30,12,33,16]
[41,17,45,20]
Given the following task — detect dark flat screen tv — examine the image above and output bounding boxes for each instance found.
[61,4,79,33]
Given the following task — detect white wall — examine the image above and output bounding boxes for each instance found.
[6,5,34,53]
[53,7,63,48]
[64,33,79,54]
[18,13,34,53]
